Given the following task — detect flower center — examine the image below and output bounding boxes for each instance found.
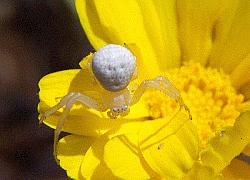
[143,62,244,148]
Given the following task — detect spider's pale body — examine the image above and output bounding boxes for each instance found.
[92,44,136,92]
[101,88,132,118]
[39,44,191,164]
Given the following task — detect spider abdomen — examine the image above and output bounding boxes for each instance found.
[92,44,136,91]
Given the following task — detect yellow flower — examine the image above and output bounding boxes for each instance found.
[38,0,250,179]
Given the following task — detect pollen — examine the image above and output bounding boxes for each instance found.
[143,62,244,148]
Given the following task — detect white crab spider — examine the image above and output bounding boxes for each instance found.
[39,44,191,164]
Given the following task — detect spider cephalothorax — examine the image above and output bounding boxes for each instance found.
[39,44,191,164]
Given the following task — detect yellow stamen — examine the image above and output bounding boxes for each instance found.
[143,62,244,148]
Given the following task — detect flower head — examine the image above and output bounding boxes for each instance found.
[38,0,250,179]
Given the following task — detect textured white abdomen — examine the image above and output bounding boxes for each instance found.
[92,44,136,91]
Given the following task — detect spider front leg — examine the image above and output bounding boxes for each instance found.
[155,76,192,120]
[39,92,106,164]
[131,76,192,120]
[39,92,77,125]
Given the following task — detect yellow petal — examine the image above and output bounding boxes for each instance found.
[107,121,144,139]
[200,111,250,173]
[239,100,250,113]
[38,69,101,109]
[39,107,113,136]
[184,162,222,180]
[231,54,250,90]
[38,69,105,135]
[209,1,250,74]
[40,102,148,136]
[177,0,224,65]
[79,52,93,70]
[57,135,95,179]
[134,0,181,70]
[39,69,81,108]
[74,0,107,49]
[243,144,250,156]
[81,134,150,179]
[239,82,250,100]
[38,66,149,136]
[80,135,116,179]
[139,111,199,179]
[104,134,151,179]
[223,159,250,179]
[75,0,181,80]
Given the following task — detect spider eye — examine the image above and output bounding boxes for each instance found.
[112,108,118,112]
[122,106,128,111]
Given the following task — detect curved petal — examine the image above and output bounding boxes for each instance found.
[239,100,250,113]
[209,1,250,74]
[200,111,250,173]
[104,134,151,179]
[75,0,181,79]
[57,135,96,179]
[243,144,250,156]
[184,162,222,180]
[38,69,106,136]
[81,134,150,179]
[38,68,103,110]
[80,135,116,179]
[38,67,149,136]
[223,159,250,179]
[176,0,225,65]
[39,101,148,136]
[39,107,133,136]
[139,111,199,179]
[239,82,250,100]
[230,54,250,90]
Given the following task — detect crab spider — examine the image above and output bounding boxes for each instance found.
[39,44,192,164]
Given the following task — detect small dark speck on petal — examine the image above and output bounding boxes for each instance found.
[157,144,164,150]
[220,131,225,137]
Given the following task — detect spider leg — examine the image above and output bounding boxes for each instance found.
[120,108,130,117]
[130,79,158,106]
[53,94,78,165]
[39,92,106,125]
[39,93,76,125]
[74,94,106,112]
[107,111,118,119]
[155,76,192,120]
[52,93,106,164]
[131,76,192,120]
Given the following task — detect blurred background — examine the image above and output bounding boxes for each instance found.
[0,0,93,179]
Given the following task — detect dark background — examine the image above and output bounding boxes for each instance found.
[0,0,93,179]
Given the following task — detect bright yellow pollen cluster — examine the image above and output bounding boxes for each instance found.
[144,62,244,148]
